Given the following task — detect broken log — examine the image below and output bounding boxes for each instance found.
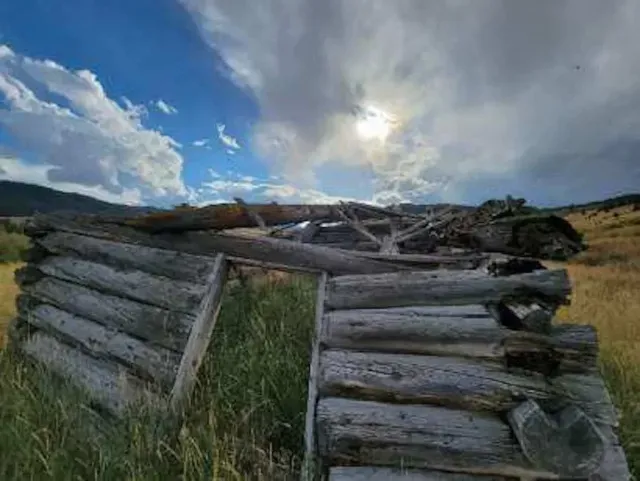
[19,331,162,414]
[508,399,605,478]
[22,277,194,352]
[316,397,554,479]
[322,307,597,374]
[17,298,180,389]
[325,269,571,310]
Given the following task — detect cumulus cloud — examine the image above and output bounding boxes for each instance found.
[192,138,210,148]
[216,123,241,150]
[0,44,186,200]
[155,99,178,115]
[0,155,143,204]
[191,169,366,205]
[180,0,640,205]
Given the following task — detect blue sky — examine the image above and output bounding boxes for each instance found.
[1,0,639,208]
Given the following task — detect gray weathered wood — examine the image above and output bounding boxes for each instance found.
[299,221,322,243]
[325,269,571,310]
[302,271,328,481]
[592,424,632,481]
[329,467,514,481]
[322,307,596,372]
[316,397,554,479]
[508,399,605,478]
[318,349,554,412]
[27,214,413,276]
[20,331,162,415]
[551,373,618,427]
[17,298,180,389]
[35,255,205,314]
[24,277,194,352]
[170,254,229,412]
[36,231,218,283]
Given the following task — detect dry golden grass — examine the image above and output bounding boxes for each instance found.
[0,262,21,347]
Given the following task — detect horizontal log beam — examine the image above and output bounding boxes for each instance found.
[17,298,180,389]
[329,467,515,481]
[325,269,571,310]
[34,256,206,314]
[36,231,219,284]
[19,331,163,415]
[26,214,416,276]
[316,397,554,479]
[22,277,194,352]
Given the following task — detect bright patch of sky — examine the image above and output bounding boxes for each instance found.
[1,0,640,208]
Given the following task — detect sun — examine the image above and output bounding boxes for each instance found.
[355,105,396,143]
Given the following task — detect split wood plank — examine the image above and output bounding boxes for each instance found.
[302,271,329,481]
[20,331,162,414]
[316,397,555,479]
[325,269,571,310]
[34,255,205,314]
[36,231,218,284]
[329,467,514,481]
[24,277,194,352]
[17,298,180,389]
[169,254,229,413]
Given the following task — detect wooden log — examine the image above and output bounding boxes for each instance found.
[17,298,180,389]
[36,231,218,284]
[299,221,322,243]
[319,349,555,412]
[27,214,411,276]
[14,264,44,287]
[550,373,618,427]
[325,269,571,310]
[19,331,163,415]
[323,307,597,374]
[316,397,555,479]
[329,467,515,481]
[350,252,487,269]
[302,272,329,481]
[592,424,632,481]
[170,254,229,412]
[23,277,194,352]
[508,399,605,478]
[34,255,205,315]
[19,243,49,263]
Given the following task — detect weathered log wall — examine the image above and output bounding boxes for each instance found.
[11,223,229,415]
[304,267,631,481]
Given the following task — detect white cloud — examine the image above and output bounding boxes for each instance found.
[192,138,210,147]
[155,99,178,115]
[180,0,640,205]
[0,44,186,200]
[216,123,241,150]
[0,156,143,205]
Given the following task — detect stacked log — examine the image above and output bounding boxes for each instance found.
[10,223,229,415]
[304,266,631,480]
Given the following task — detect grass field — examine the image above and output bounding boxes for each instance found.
[0,207,639,479]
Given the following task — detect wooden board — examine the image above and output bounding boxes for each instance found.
[35,255,205,314]
[24,277,194,352]
[17,299,180,389]
[329,467,514,481]
[37,231,218,283]
[302,271,328,481]
[316,397,553,479]
[325,269,571,310]
[170,254,229,412]
[20,331,162,414]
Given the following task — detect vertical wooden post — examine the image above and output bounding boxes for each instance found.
[169,253,229,413]
[302,271,328,481]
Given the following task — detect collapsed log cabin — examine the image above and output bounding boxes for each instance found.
[7,199,629,480]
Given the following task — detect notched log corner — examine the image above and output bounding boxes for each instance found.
[508,399,606,478]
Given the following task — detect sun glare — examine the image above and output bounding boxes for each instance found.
[355,105,396,143]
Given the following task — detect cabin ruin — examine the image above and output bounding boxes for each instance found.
[8,199,631,480]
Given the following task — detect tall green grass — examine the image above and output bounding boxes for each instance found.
[0,275,316,480]
[0,225,29,263]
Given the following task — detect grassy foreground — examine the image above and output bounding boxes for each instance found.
[0,206,639,478]
[0,272,316,480]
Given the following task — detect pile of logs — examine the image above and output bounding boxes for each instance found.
[304,260,630,480]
